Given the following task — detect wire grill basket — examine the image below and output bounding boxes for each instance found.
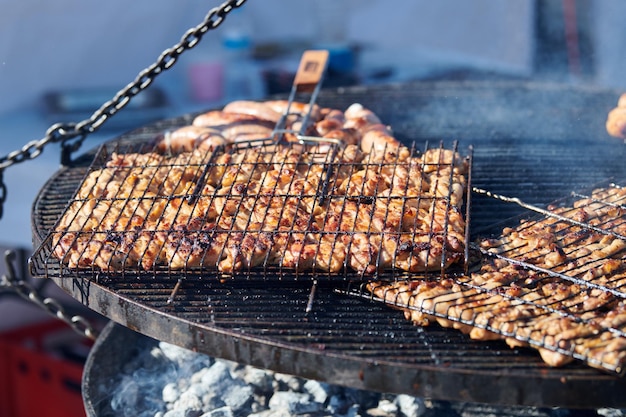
[30,137,472,283]
[346,182,626,374]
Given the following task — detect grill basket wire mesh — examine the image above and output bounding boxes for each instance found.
[348,181,626,374]
[29,82,626,408]
[30,137,472,283]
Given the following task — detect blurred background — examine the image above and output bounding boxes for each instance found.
[1,0,626,385]
[2,0,626,249]
[2,2,626,415]
[4,0,626,116]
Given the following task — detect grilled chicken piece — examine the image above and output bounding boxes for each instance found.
[344,103,382,132]
[54,101,468,280]
[367,186,626,372]
[360,125,402,155]
[606,93,626,139]
[165,221,232,270]
[347,232,463,275]
[218,148,273,188]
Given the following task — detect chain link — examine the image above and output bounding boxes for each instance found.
[0,171,6,220]
[0,250,99,339]
[0,0,248,338]
[0,0,247,213]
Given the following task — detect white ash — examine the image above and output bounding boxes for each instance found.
[108,341,424,417]
[107,341,618,417]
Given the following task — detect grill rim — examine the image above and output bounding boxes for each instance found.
[77,295,626,411]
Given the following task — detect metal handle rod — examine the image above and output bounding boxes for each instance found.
[472,186,626,241]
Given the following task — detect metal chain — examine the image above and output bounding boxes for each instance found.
[0,0,248,339]
[0,250,98,339]
[0,0,247,217]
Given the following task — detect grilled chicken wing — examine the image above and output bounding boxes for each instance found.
[54,101,468,279]
[367,185,626,372]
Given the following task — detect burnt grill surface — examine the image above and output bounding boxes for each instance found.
[31,81,626,408]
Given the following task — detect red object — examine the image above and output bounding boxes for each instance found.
[562,0,581,78]
[0,320,89,417]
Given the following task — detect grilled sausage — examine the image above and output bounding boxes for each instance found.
[158,125,226,153]
[360,124,401,154]
[221,101,283,124]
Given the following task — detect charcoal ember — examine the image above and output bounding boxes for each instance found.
[191,367,212,384]
[267,391,323,414]
[328,391,376,416]
[344,387,381,412]
[161,343,214,375]
[328,394,350,414]
[242,367,275,394]
[163,382,181,403]
[174,391,203,414]
[222,384,254,414]
[111,374,166,417]
[185,382,223,411]
[200,391,226,411]
[303,379,332,404]
[185,383,211,400]
[342,404,362,417]
[370,399,398,416]
[199,406,234,417]
[200,361,235,391]
[163,410,203,417]
[274,372,304,391]
[598,409,626,417]
[247,409,292,417]
[198,361,254,414]
[395,394,425,417]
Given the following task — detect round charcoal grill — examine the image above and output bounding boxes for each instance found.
[31,81,626,409]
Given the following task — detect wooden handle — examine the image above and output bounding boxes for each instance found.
[293,50,329,93]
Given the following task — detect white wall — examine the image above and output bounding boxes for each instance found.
[0,0,536,114]
[9,0,626,117]
[346,0,535,77]
[0,1,216,113]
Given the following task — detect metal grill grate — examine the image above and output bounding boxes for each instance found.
[30,137,472,282]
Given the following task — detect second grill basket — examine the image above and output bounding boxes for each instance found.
[348,182,626,374]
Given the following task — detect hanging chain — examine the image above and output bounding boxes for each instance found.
[0,0,246,218]
[0,0,247,339]
[0,250,98,339]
